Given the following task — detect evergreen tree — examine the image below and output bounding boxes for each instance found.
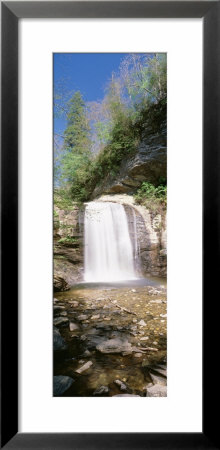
[61,91,91,184]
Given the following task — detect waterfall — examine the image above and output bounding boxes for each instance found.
[84,202,138,282]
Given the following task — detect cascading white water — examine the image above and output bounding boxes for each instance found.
[84,201,137,282]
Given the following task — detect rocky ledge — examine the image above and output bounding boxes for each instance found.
[92,120,166,198]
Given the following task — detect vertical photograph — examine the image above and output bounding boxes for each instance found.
[53,53,167,397]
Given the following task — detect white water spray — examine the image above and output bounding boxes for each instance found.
[84,202,137,282]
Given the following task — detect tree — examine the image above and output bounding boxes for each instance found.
[60,91,92,184]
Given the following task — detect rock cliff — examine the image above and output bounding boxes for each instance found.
[53,205,84,288]
[92,116,166,198]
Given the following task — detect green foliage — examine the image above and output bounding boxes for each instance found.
[134,181,167,212]
[54,188,75,210]
[60,92,92,185]
[54,53,167,202]
[57,236,78,245]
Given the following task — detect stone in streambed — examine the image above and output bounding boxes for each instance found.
[75,361,93,374]
[134,353,143,358]
[113,394,140,397]
[146,384,167,397]
[69,300,79,307]
[96,338,132,355]
[114,379,127,391]
[150,373,167,386]
[69,322,79,331]
[53,316,69,327]
[83,350,92,357]
[91,314,100,320]
[93,385,109,396]
[138,320,146,326]
[78,315,88,321]
[54,305,65,312]
[53,327,67,351]
[53,375,74,396]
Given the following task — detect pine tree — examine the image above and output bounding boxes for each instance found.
[61,91,91,184]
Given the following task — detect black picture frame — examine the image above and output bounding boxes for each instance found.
[1,1,220,449]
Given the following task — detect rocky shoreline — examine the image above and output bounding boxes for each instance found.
[53,282,167,397]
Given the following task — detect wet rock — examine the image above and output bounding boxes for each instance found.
[150,373,166,386]
[80,335,87,341]
[83,350,92,357]
[54,305,65,312]
[93,385,109,396]
[60,311,68,317]
[53,327,67,351]
[114,379,127,391]
[91,314,100,320]
[53,375,74,396]
[54,274,70,292]
[69,322,79,331]
[69,300,79,307]
[146,384,167,397]
[140,337,149,341]
[53,316,69,327]
[96,338,133,355]
[113,394,140,397]
[54,298,59,303]
[78,315,88,321]
[138,320,146,326]
[134,353,143,358]
[75,361,93,374]
[153,367,167,377]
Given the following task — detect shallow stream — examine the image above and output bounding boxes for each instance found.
[54,277,167,397]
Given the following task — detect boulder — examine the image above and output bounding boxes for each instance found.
[53,274,70,292]
[53,316,69,327]
[53,327,67,351]
[96,338,133,355]
[150,373,167,386]
[146,384,167,397]
[53,375,74,396]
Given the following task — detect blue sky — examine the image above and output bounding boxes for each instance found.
[54,53,130,135]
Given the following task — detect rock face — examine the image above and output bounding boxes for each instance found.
[54,205,84,286]
[124,204,167,278]
[92,118,166,198]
